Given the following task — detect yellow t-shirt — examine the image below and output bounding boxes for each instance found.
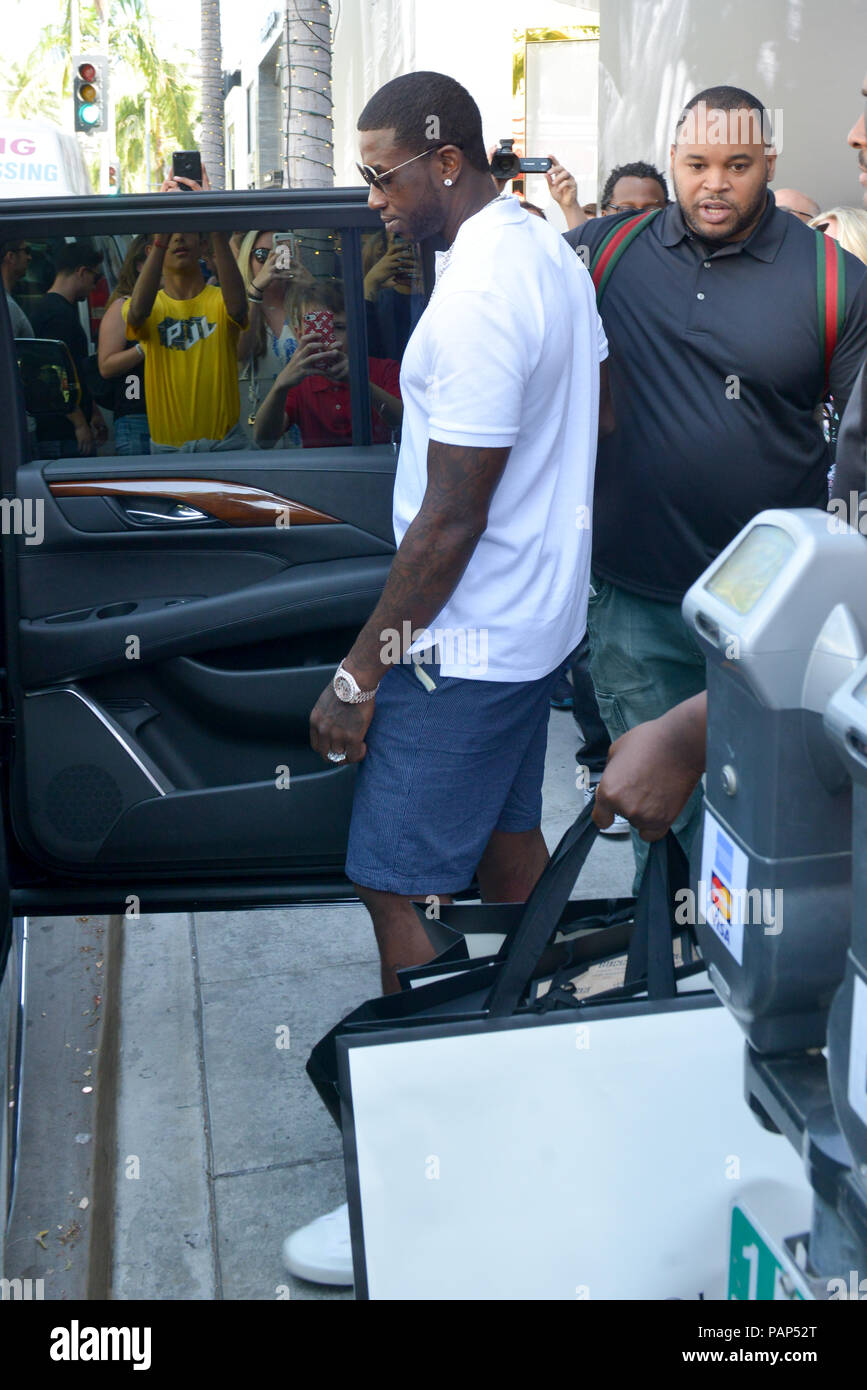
[124,287,242,447]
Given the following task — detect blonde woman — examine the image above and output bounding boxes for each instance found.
[809,207,867,264]
[235,230,314,440]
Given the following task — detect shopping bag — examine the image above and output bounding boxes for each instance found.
[307,800,705,1126]
[336,993,811,1299]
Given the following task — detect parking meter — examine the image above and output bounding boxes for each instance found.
[682,509,867,1053]
[823,657,867,1194]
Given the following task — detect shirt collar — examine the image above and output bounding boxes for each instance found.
[307,373,341,393]
[660,189,787,261]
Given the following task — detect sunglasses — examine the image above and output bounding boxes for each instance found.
[356,144,447,192]
[251,246,271,263]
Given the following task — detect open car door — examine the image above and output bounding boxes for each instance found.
[0,189,427,916]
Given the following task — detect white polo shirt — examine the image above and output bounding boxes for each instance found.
[394,193,608,681]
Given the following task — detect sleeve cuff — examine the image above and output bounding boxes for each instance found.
[428,423,519,448]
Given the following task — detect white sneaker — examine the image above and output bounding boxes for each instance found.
[583,785,630,836]
[282,1202,354,1286]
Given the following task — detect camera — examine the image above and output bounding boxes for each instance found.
[489,139,552,180]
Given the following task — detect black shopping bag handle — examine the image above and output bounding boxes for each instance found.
[487,797,600,1017]
[488,798,690,1017]
[624,832,691,999]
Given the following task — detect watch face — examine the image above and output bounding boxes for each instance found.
[334,674,354,701]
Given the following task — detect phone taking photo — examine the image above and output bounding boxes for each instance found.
[273,231,297,271]
[303,309,336,348]
[171,150,202,189]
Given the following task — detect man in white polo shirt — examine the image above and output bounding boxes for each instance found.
[309,69,607,985]
[292,67,607,1286]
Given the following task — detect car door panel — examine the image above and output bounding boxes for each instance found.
[0,192,424,903]
[13,449,395,875]
[19,554,390,685]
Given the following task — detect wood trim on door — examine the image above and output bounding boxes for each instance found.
[49,477,340,527]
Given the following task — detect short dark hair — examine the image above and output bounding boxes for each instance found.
[0,239,27,258]
[675,84,773,146]
[600,161,669,210]
[53,239,102,275]
[357,71,489,174]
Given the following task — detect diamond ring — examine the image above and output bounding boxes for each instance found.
[327,751,347,763]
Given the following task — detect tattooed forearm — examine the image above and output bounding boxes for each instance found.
[344,439,511,686]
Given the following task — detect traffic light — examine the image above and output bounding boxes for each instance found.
[72,54,109,134]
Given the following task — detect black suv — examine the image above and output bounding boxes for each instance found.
[0,187,431,1275]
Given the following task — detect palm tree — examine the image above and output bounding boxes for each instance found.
[284,0,334,188]
[6,0,198,191]
[0,59,62,123]
[200,0,225,189]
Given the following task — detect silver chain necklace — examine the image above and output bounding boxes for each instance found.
[431,192,512,296]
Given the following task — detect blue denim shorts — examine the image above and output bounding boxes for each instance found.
[345,659,560,895]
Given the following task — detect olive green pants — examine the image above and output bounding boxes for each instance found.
[586,573,707,893]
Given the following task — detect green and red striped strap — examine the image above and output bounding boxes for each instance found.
[816,233,847,393]
[590,207,663,302]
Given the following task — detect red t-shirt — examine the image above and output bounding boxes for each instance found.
[283,357,401,447]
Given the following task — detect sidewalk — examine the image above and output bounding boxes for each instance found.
[111,710,633,1300]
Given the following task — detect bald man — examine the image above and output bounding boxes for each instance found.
[774,186,821,221]
[594,74,867,840]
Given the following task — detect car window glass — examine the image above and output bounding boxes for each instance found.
[8,223,425,460]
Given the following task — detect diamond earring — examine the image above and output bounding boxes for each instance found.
[443,178,453,186]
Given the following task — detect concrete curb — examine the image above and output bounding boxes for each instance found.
[86,914,123,1300]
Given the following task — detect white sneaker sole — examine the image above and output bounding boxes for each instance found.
[281,1236,354,1286]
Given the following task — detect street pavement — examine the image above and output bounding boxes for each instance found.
[110,708,634,1300]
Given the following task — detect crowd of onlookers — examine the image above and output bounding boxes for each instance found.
[4,144,867,466]
[2,213,417,456]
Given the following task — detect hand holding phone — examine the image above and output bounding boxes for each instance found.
[303,309,336,349]
[171,150,203,191]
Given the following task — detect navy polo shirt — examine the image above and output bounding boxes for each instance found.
[566,193,867,600]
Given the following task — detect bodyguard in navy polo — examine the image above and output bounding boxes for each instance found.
[567,84,867,887]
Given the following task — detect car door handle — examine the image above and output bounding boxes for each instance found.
[121,502,215,525]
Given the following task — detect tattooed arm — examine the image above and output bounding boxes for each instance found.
[309,439,510,762]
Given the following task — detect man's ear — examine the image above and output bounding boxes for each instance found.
[436,144,462,185]
[765,149,778,181]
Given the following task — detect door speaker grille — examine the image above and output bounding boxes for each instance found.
[43,764,124,841]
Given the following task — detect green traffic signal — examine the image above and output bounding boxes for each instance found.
[72,54,108,134]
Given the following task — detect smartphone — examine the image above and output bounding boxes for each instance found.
[172,150,202,189]
[273,231,297,271]
[303,309,336,348]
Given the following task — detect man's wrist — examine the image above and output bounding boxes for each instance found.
[333,658,380,703]
[341,651,386,691]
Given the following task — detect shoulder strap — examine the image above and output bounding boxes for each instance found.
[590,207,663,303]
[817,232,847,394]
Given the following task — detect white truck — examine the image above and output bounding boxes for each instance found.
[0,120,92,199]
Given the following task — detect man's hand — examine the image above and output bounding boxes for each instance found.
[546,155,588,230]
[310,685,375,764]
[593,694,707,841]
[364,243,414,299]
[74,419,95,456]
[90,407,108,444]
[160,163,211,194]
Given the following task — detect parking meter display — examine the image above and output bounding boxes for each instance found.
[705,524,796,616]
